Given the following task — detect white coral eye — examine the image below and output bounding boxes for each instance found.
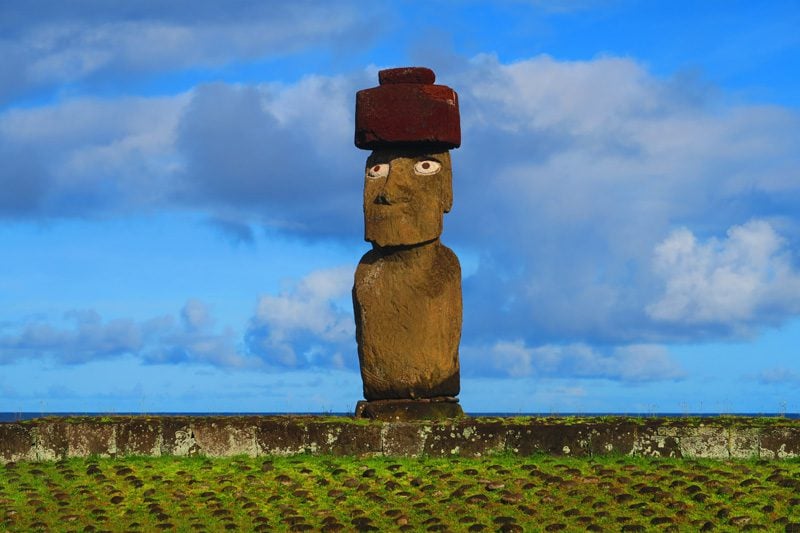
[366,163,389,179]
[413,160,441,175]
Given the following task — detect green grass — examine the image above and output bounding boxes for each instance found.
[2,454,800,531]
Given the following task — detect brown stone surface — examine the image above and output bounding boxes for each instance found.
[304,421,382,455]
[2,416,799,463]
[355,399,464,421]
[33,421,69,461]
[760,427,800,458]
[381,422,426,456]
[634,422,682,458]
[0,424,33,462]
[362,149,453,247]
[192,419,257,457]
[353,68,463,407]
[379,66,436,85]
[159,418,199,456]
[354,240,462,400]
[507,422,592,456]
[585,421,638,455]
[421,420,507,457]
[65,422,115,458]
[355,68,460,149]
[116,418,160,456]
[254,418,307,455]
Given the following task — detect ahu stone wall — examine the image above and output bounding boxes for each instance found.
[1,416,799,464]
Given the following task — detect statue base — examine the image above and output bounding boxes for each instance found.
[354,397,464,421]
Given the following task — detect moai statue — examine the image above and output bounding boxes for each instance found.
[352,67,464,420]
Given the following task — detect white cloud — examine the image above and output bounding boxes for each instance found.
[245,266,356,369]
[0,93,188,217]
[0,300,252,368]
[2,52,799,346]
[755,367,800,387]
[647,220,800,327]
[448,54,800,343]
[0,309,142,364]
[466,340,685,382]
[0,1,375,105]
[180,298,213,331]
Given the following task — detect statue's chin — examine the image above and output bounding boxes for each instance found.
[365,220,442,248]
[366,232,439,248]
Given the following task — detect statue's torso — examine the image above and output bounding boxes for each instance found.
[353,241,462,400]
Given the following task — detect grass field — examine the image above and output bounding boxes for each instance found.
[2,454,800,532]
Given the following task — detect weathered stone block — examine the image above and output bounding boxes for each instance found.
[254,418,307,456]
[0,424,34,463]
[729,427,760,459]
[634,424,682,457]
[759,427,800,459]
[355,399,464,421]
[679,426,729,459]
[32,421,69,461]
[509,422,592,456]
[304,422,382,456]
[192,419,257,457]
[586,421,638,455]
[381,422,426,456]
[160,418,198,456]
[65,422,116,458]
[116,418,161,456]
[422,421,508,457]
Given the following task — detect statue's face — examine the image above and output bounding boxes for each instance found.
[363,149,452,247]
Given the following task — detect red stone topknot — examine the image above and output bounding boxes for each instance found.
[354,66,461,150]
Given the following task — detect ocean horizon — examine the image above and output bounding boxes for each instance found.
[2,412,798,423]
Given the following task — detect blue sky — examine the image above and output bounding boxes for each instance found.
[1,0,799,414]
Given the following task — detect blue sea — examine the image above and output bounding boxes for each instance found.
[1,412,798,423]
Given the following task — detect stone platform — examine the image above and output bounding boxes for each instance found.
[355,397,464,421]
[1,415,798,463]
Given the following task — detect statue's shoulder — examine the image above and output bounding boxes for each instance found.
[434,242,461,274]
[356,247,382,267]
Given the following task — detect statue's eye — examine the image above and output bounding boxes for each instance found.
[366,163,389,179]
[413,160,441,175]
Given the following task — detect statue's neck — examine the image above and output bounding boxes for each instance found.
[372,238,440,260]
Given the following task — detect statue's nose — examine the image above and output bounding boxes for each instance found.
[375,173,400,205]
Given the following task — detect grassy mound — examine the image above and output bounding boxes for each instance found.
[2,454,799,531]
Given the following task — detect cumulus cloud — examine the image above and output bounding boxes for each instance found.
[445,54,800,344]
[463,340,685,382]
[0,300,250,368]
[0,93,187,218]
[647,220,800,329]
[755,367,800,387]
[205,216,256,246]
[0,309,142,364]
[2,51,799,348]
[173,78,366,238]
[0,1,377,106]
[245,266,356,369]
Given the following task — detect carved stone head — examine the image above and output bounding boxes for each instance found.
[363,148,452,247]
[354,67,460,248]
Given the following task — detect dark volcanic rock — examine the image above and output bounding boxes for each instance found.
[116,419,160,456]
[304,421,382,455]
[0,424,33,462]
[507,421,591,456]
[422,420,508,457]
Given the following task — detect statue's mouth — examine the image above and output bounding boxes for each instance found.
[367,206,409,220]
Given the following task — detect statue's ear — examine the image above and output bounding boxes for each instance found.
[442,174,453,213]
